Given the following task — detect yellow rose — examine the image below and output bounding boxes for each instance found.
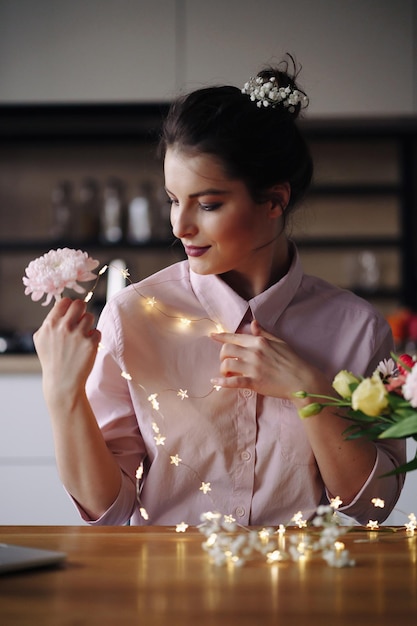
[351,373,389,417]
[332,370,360,399]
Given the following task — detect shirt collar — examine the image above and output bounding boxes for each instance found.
[189,244,304,333]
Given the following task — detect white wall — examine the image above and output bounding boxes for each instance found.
[0,0,415,115]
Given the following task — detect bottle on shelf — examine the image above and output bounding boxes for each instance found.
[100,178,125,244]
[77,178,101,242]
[50,181,74,240]
[127,183,152,243]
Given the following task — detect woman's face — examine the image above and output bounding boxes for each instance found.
[164,148,284,282]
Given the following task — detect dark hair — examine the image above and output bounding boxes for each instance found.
[160,56,313,214]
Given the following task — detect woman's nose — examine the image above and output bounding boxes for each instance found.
[171,206,198,239]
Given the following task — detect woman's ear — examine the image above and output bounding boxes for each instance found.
[268,182,291,217]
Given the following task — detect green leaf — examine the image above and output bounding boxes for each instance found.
[379,414,417,439]
[387,394,411,411]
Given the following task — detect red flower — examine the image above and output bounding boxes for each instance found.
[397,354,417,375]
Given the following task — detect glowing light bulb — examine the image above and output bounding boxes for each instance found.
[291,511,307,528]
[267,550,283,563]
[176,522,189,533]
[330,496,343,509]
[371,498,385,508]
[367,520,379,530]
[259,528,272,543]
[140,507,149,520]
[148,394,159,410]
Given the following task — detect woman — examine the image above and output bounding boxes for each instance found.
[34,58,405,526]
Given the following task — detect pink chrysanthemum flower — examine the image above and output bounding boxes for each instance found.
[22,248,99,306]
[402,363,417,409]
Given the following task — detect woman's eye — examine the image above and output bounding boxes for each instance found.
[199,202,221,211]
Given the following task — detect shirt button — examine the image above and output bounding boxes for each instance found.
[235,506,245,518]
[241,450,251,461]
[243,389,253,398]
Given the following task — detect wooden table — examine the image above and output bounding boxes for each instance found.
[0,525,416,625]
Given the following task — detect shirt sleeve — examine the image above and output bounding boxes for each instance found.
[74,300,147,526]
[328,312,406,524]
[330,440,406,524]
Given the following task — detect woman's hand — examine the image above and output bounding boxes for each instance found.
[210,319,328,401]
[33,298,101,398]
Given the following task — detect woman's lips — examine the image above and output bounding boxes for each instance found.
[183,245,211,257]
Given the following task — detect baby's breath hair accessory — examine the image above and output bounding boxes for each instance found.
[242,76,308,112]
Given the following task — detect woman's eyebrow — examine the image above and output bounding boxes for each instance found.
[165,186,231,198]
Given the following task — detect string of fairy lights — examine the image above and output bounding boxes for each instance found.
[22,254,414,568]
[82,262,417,565]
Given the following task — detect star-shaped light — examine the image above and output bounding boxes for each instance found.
[170,454,182,466]
[177,389,189,400]
[154,433,166,446]
[330,496,343,509]
[146,296,157,307]
[213,384,222,391]
[120,268,130,279]
[200,482,211,494]
[121,371,132,381]
[371,498,385,508]
[140,507,149,520]
[267,550,284,563]
[180,317,192,327]
[223,514,236,524]
[176,522,189,533]
[291,511,307,528]
[405,513,416,534]
[258,528,272,542]
[367,520,379,530]
[148,394,159,410]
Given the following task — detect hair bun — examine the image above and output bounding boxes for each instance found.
[242,56,309,119]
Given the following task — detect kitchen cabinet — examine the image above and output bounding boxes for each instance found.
[1,105,416,342]
[0,103,184,339]
[0,370,84,524]
[292,118,417,317]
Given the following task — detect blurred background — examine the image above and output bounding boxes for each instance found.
[0,0,416,524]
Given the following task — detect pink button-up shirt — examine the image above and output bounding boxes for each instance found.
[83,248,405,526]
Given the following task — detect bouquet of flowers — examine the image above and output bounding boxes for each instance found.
[296,354,417,475]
